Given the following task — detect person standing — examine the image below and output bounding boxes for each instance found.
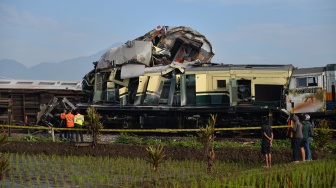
[66,110,75,142]
[261,116,273,169]
[303,114,313,161]
[59,109,68,141]
[74,110,85,142]
[291,115,304,162]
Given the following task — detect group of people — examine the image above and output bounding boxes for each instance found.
[291,113,314,162]
[59,109,85,142]
[260,113,314,169]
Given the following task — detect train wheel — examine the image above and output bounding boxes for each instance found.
[122,120,132,129]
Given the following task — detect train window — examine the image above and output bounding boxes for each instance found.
[297,77,318,87]
[307,77,318,86]
[217,80,226,88]
[297,78,306,87]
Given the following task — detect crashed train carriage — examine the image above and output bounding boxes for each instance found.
[78,63,336,130]
[75,26,336,129]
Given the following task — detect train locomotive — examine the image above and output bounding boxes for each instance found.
[76,25,336,129]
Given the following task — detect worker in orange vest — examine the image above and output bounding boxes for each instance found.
[59,109,68,140]
[65,110,75,141]
[74,110,85,142]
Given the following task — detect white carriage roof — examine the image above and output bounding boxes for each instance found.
[292,67,325,75]
[0,79,82,90]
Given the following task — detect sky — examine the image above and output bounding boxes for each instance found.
[0,0,335,68]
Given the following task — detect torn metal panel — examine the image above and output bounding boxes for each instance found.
[133,76,149,105]
[97,41,152,69]
[143,75,165,105]
[96,25,214,70]
[119,87,128,106]
[143,26,215,63]
[144,65,174,76]
[120,64,145,79]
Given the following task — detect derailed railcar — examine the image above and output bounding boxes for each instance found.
[0,79,86,125]
[79,25,335,129]
[286,64,336,127]
[78,63,294,128]
[78,25,295,129]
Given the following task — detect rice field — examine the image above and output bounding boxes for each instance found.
[1,153,335,187]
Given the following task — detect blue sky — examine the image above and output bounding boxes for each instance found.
[0,0,335,68]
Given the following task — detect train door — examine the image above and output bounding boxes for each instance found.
[230,78,238,106]
[93,73,104,102]
[237,80,251,104]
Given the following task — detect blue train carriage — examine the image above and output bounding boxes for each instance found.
[286,64,336,125]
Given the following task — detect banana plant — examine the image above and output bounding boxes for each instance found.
[145,145,165,171]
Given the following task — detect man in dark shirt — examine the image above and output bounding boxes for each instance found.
[261,116,273,169]
[291,115,303,162]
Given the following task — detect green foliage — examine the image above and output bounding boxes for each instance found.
[272,138,292,148]
[22,134,39,141]
[115,133,142,144]
[197,114,217,149]
[0,131,9,180]
[142,138,162,145]
[196,114,217,172]
[2,150,336,187]
[86,107,103,147]
[145,145,165,171]
[314,119,331,149]
[326,142,336,151]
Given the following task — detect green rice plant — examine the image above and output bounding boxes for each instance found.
[3,150,335,187]
[0,130,10,181]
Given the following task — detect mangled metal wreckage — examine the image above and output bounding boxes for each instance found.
[79,26,292,128]
[83,26,214,106]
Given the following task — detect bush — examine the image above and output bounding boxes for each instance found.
[313,119,331,150]
[115,133,142,144]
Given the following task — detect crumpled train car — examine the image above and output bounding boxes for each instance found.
[78,26,297,129]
